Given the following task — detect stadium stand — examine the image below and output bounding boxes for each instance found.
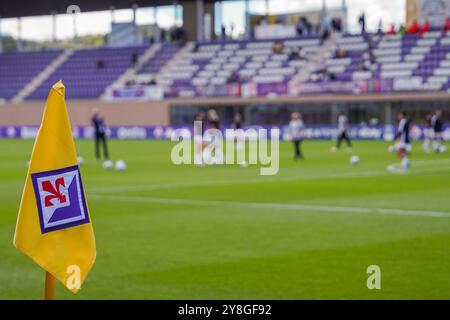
[157,35,322,94]
[155,31,450,96]
[26,46,148,100]
[372,32,450,91]
[0,50,62,100]
[138,42,181,76]
[3,31,450,101]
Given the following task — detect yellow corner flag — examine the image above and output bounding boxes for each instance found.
[14,81,96,295]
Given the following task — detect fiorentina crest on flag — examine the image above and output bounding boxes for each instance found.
[31,165,89,234]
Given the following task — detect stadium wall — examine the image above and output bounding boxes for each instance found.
[0,100,169,126]
[1,92,449,126]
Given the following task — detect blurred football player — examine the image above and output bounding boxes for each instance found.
[207,109,220,130]
[332,111,352,152]
[231,111,245,152]
[203,109,223,164]
[193,111,206,165]
[431,109,445,152]
[394,111,411,170]
[289,112,305,160]
[231,111,242,130]
[91,108,109,161]
[422,112,433,153]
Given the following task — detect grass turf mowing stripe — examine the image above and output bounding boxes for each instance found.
[90,195,450,218]
[90,162,450,194]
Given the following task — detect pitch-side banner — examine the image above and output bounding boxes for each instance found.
[1,125,449,141]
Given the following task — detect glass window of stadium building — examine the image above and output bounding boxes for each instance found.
[170,100,450,126]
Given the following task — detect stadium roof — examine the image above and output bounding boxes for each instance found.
[0,0,219,19]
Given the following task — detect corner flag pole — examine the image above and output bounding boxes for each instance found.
[45,271,56,300]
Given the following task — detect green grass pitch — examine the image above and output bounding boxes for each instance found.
[0,139,449,299]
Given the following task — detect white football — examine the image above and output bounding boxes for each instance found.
[388,145,395,153]
[350,155,360,165]
[115,160,127,171]
[439,145,448,153]
[210,157,220,165]
[103,160,113,170]
[77,156,84,165]
[240,161,248,168]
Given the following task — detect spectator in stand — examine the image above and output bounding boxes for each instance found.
[407,20,420,34]
[315,22,321,34]
[358,13,366,34]
[125,80,135,87]
[288,47,305,61]
[227,71,240,84]
[304,17,313,34]
[272,41,284,54]
[297,17,313,35]
[387,24,396,35]
[96,59,104,69]
[310,63,329,82]
[399,24,407,35]
[221,24,227,39]
[377,19,383,34]
[442,18,450,32]
[420,21,430,36]
[296,21,304,35]
[131,51,138,66]
[230,23,235,39]
[321,26,330,40]
[172,27,185,42]
[334,47,347,59]
[331,18,342,32]
[299,47,306,59]
[360,52,373,71]
[288,49,299,61]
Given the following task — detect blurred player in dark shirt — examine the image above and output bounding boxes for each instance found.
[231,111,245,155]
[431,109,445,152]
[231,112,242,130]
[91,109,109,161]
[394,111,411,170]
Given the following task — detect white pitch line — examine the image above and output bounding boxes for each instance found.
[89,164,450,194]
[89,195,450,218]
[89,169,383,193]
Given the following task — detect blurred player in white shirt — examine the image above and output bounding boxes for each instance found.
[422,113,433,153]
[194,111,206,165]
[203,109,223,164]
[289,112,305,160]
[332,112,352,152]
